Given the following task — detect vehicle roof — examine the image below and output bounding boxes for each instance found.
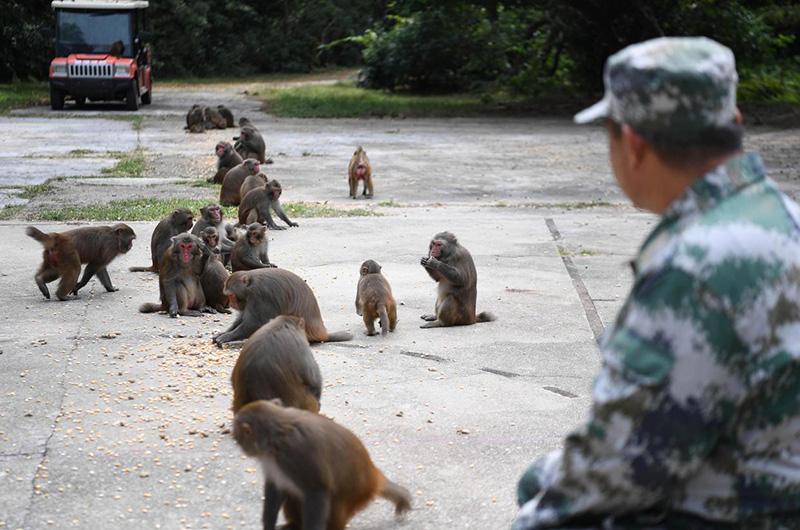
[52,0,148,9]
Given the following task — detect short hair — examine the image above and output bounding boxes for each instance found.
[606,119,743,169]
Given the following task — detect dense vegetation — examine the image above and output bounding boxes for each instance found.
[1,0,798,101]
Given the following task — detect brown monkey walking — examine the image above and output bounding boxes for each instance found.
[209,141,244,184]
[139,233,215,318]
[420,231,496,328]
[217,105,235,128]
[191,203,238,266]
[130,207,194,273]
[198,227,231,314]
[231,315,321,414]
[355,260,397,337]
[239,172,268,200]
[233,399,412,530]
[231,223,276,272]
[220,159,260,207]
[213,268,353,345]
[238,179,299,230]
[26,224,136,300]
[185,105,204,133]
[348,146,373,199]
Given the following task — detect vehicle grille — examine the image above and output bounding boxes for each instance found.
[69,61,113,78]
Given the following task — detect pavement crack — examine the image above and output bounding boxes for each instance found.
[545,218,605,341]
[20,287,93,529]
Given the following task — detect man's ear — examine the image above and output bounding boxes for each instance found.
[621,124,648,170]
[735,107,743,125]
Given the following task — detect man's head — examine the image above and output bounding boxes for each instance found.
[576,37,744,213]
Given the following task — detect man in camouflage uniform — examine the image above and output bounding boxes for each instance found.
[515,37,800,529]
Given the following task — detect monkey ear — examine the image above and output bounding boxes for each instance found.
[270,398,284,407]
[239,422,253,438]
[241,274,250,285]
[361,267,368,276]
[295,317,306,330]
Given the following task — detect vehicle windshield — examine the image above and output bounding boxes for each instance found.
[56,10,133,57]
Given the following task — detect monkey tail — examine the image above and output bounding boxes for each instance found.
[139,302,162,313]
[377,303,389,337]
[379,476,412,516]
[25,226,53,247]
[324,331,353,342]
[477,311,497,323]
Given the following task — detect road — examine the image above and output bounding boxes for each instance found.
[0,80,798,529]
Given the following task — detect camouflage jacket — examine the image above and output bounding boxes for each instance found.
[516,152,800,529]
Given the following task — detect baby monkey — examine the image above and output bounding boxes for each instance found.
[355,259,397,336]
[233,399,412,530]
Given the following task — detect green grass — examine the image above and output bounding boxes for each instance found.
[22,198,378,221]
[159,68,355,87]
[377,199,403,207]
[257,81,516,118]
[16,182,55,200]
[0,205,24,220]
[100,150,151,177]
[0,82,49,113]
[551,200,615,210]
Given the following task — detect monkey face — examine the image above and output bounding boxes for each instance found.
[216,143,228,157]
[247,224,265,245]
[207,204,221,223]
[429,239,445,258]
[205,234,218,249]
[177,241,196,263]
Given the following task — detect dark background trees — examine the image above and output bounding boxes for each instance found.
[2,0,798,101]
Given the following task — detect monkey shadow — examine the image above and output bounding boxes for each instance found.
[59,101,135,112]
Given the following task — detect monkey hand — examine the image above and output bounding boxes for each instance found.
[288,221,299,227]
[421,256,439,269]
[272,226,287,231]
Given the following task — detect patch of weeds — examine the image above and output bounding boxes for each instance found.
[33,198,237,222]
[68,149,95,157]
[190,179,218,188]
[107,114,144,131]
[17,182,55,200]
[302,150,312,157]
[0,82,49,114]
[0,205,24,220]
[377,199,402,207]
[100,150,151,178]
[559,247,597,257]
[283,202,381,218]
[551,200,615,210]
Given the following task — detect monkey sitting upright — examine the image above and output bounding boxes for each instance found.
[233,399,412,530]
[420,231,496,328]
[231,315,322,413]
[348,146,373,199]
[198,227,231,314]
[231,223,276,272]
[26,224,136,300]
[355,259,397,337]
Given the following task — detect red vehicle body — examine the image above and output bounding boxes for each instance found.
[47,1,152,111]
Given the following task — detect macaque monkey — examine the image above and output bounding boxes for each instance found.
[233,399,412,530]
[217,105,235,128]
[191,203,238,266]
[185,105,204,133]
[199,227,231,314]
[220,158,261,207]
[420,231,496,328]
[239,172,268,200]
[139,233,215,318]
[234,120,267,164]
[348,146,373,199]
[355,260,397,336]
[238,179,298,230]
[109,40,124,57]
[231,315,321,413]
[213,269,353,345]
[231,223,276,272]
[204,106,227,130]
[130,207,194,272]
[209,141,244,184]
[26,224,136,300]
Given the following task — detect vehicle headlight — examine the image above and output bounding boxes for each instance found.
[114,64,131,77]
[52,64,67,75]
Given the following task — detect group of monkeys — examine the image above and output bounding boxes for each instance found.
[24,111,497,530]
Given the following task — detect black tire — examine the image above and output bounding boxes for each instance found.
[74,96,86,108]
[50,86,65,110]
[140,88,151,105]
[126,82,139,111]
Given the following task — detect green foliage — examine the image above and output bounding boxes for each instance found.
[0,0,53,82]
[739,65,800,103]
[99,150,151,178]
[259,82,513,117]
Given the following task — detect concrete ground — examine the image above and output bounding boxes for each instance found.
[0,80,798,529]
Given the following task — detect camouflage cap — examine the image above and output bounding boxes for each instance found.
[574,37,738,139]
